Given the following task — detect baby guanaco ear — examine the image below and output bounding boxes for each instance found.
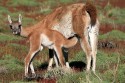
[19,14,22,24]
[8,15,12,24]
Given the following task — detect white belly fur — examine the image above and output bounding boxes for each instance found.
[41,34,54,49]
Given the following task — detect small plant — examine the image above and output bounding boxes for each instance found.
[44,67,69,79]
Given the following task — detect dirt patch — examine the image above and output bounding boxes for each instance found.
[37,78,56,83]
[100,24,125,34]
[0,0,9,6]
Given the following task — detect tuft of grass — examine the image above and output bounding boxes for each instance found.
[44,67,69,79]
[99,30,125,40]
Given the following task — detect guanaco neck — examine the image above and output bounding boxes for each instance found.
[20,26,34,37]
[20,21,45,37]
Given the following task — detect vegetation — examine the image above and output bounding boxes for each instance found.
[99,30,125,40]
[99,2,125,25]
[0,0,125,83]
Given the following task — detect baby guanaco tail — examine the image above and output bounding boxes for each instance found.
[63,34,80,48]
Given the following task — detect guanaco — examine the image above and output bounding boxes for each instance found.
[8,15,79,77]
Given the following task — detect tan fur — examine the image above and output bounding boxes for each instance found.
[8,2,99,77]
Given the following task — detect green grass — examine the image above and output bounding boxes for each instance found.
[41,0,59,8]
[7,0,39,7]
[70,51,85,61]
[0,0,125,82]
[99,3,125,25]
[0,54,23,73]
[22,17,37,26]
[59,0,75,4]
[99,30,125,40]
[7,43,28,52]
[0,6,10,15]
[0,33,22,42]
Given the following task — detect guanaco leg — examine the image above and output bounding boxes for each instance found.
[24,34,41,77]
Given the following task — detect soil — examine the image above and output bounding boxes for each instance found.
[100,24,125,34]
[0,0,125,82]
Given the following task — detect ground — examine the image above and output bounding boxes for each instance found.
[0,0,125,83]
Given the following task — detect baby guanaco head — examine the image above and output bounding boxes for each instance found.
[8,14,22,35]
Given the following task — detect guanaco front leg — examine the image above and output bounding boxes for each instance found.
[24,34,41,77]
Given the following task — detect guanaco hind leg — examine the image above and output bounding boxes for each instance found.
[80,37,92,72]
[54,45,65,67]
[88,21,99,72]
[62,47,70,68]
[48,47,69,70]
[53,49,60,67]
[47,49,59,70]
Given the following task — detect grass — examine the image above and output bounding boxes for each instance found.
[0,0,125,82]
[7,0,40,7]
[0,6,10,15]
[10,81,36,83]
[59,0,75,4]
[99,30,125,40]
[99,3,125,25]
[0,33,22,42]
[0,54,23,73]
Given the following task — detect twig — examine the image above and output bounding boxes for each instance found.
[112,53,120,83]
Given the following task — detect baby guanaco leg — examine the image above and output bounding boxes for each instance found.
[24,34,41,78]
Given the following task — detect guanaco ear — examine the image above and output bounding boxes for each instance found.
[19,14,22,24]
[8,15,12,24]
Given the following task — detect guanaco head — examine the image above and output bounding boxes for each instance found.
[8,14,22,35]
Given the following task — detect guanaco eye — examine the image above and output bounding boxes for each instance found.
[9,25,12,29]
[18,25,22,28]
